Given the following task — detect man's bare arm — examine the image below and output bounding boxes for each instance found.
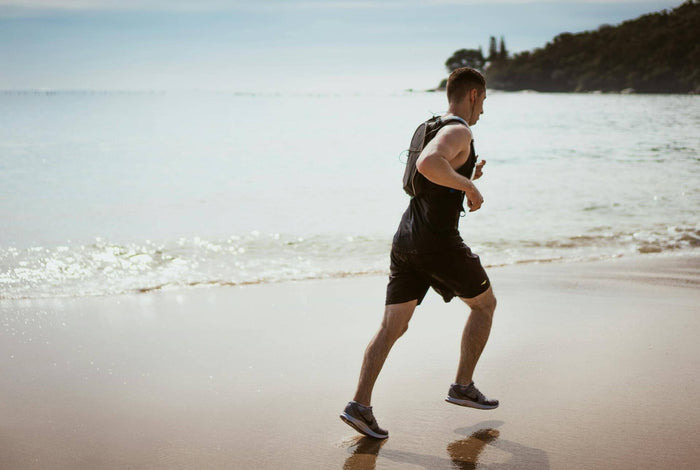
[416,125,484,212]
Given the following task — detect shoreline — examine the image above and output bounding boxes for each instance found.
[1,253,699,469]
[2,249,698,302]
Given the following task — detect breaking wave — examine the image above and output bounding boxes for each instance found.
[1,224,698,299]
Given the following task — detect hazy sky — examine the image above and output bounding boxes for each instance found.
[0,0,684,92]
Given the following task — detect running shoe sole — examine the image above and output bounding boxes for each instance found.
[339,413,388,439]
[445,396,499,410]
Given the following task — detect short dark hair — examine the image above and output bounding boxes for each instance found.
[446,67,486,103]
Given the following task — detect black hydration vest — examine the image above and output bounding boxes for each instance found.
[394,116,477,252]
[403,115,473,197]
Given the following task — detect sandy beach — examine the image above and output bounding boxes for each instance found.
[1,253,699,469]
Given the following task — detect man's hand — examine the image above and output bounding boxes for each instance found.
[473,159,486,180]
[464,185,484,212]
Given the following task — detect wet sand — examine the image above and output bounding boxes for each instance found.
[1,253,699,469]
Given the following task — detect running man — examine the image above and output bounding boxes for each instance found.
[340,67,498,439]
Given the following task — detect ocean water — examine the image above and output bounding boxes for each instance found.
[1,90,698,299]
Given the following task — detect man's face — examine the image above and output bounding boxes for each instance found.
[468,89,486,126]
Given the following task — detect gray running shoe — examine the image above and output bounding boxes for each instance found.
[340,401,389,439]
[445,382,499,410]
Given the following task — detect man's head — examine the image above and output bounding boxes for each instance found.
[446,67,486,126]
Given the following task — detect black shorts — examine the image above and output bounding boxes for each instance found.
[385,245,490,305]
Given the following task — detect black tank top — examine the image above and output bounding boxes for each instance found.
[392,140,477,253]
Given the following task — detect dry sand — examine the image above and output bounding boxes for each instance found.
[1,253,699,469]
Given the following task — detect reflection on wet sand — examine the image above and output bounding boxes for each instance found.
[447,428,500,469]
[342,436,387,470]
[448,422,550,470]
[342,421,549,469]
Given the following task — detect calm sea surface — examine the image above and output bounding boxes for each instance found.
[1,91,698,298]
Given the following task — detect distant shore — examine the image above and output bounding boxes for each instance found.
[422,85,699,95]
[438,2,699,95]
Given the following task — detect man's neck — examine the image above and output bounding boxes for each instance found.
[446,105,471,122]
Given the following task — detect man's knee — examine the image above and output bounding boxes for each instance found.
[461,287,497,317]
[381,301,416,340]
[381,319,409,340]
[483,292,497,314]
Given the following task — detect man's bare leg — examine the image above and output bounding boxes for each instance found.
[456,286,497,385]
[353,299,418,406]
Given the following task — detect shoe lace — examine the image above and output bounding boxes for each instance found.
[468,384,487,403]
[363,409,377,426]
[357,406,377,426]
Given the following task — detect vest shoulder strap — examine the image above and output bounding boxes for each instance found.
[439,115,469,127]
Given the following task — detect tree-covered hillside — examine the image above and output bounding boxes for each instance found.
[444,0,700,93]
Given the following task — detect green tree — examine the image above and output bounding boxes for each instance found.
[445,48,485,72]
[499,36,508,60]
[488,36,498,61]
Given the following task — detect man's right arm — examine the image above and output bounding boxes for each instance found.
[416,126,484,212]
